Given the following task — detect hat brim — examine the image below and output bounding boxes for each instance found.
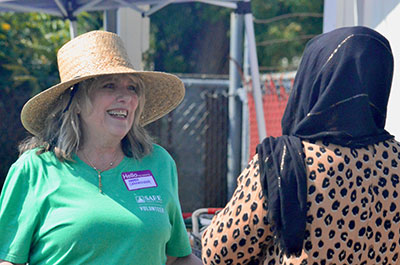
[21,69,185,136]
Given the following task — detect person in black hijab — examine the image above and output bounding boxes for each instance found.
[258,25,394,255]
[282,25,393,146]
[202,26,398,265]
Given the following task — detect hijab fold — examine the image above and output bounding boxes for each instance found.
[257,26,394,256]
[257,136,307,256]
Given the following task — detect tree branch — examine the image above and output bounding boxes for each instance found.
[254,12,323,24]
[257,34,317,46]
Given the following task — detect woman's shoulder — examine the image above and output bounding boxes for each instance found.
[149,144,174,160]
[377,138,400,148]
[138,144,176,167]
[301,138,400,168]
[151,143,168,153]
[12,148,58,170]
[302,138,400,150]
[14,148,43,165]
[4,149,57,191]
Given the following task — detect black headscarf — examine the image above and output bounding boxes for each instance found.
[257,26,394,256]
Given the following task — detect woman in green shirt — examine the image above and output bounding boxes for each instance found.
[0,30,201,265]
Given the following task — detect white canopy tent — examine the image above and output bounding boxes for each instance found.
[323,0,400,139]
[0,0,266,196]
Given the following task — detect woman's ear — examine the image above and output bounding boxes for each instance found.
[75,103,82,114]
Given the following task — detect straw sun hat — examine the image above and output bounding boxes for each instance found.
[21,30,185,136]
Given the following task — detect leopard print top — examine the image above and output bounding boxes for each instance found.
[202,139,400,265]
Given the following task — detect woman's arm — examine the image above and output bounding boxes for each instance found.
[201,155,272,264]
[166,253,202,265]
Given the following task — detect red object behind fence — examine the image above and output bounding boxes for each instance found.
[247,76,293,157]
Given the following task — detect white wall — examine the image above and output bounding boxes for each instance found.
[323,0,400,138]
[117,7,150,70]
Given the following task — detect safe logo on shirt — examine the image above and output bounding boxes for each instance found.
[121,170,158,191]
[135,195,163,204]
[135,194,165,213]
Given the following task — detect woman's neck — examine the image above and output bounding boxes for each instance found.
[77,143,124,172]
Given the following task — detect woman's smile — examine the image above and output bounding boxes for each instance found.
[107,109,128,119]
[80,75,139,142]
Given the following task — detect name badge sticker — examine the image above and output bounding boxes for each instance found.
[121,170,158,191]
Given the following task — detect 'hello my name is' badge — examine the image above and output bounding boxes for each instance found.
[121,170,158,191]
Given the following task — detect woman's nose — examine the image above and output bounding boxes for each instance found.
[116,87,133,102]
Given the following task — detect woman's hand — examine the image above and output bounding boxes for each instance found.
[166,253,202,265]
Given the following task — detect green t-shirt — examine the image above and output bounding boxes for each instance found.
[0,145,191,265]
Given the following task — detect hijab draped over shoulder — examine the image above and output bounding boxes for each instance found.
[256,26,394,256]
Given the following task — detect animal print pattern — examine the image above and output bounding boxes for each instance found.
[202,139,400,265]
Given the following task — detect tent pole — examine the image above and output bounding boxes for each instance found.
[241,33,250,169]
[69,19,77,38]
[227,11,244,199]
[243,0,266,141]
[353,0,358,26]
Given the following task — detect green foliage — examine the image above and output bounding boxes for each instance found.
[1,14,67,96]
[0,12,102,191]
[144,3,230,74]
[146,0,323,73]
[252,0,323,71]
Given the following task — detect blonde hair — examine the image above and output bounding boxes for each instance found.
[19,74,153,160]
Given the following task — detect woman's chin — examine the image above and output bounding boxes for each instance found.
[98,128,131,142]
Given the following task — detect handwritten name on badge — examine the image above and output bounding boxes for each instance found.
[121,170,158,191]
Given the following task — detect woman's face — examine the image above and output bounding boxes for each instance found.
[79,75,140,144]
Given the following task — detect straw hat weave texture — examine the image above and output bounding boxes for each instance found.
[21,30,185,136]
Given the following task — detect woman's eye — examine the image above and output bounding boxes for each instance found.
[103,83,115,89]
[128,85,137,92]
